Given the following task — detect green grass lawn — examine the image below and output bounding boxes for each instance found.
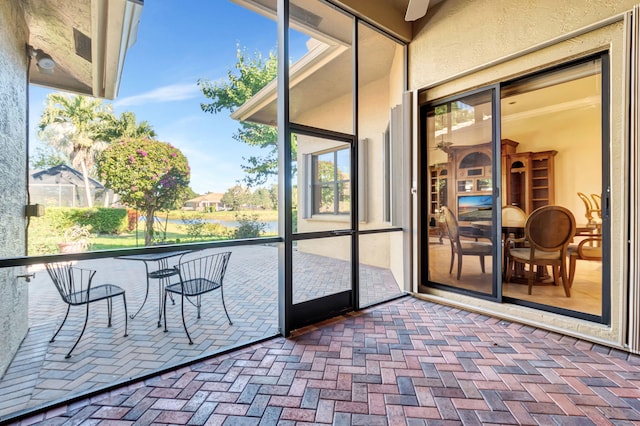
[29,209,278,255]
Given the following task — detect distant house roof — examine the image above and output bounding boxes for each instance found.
[185,193,224,204]
[30,164,104,189]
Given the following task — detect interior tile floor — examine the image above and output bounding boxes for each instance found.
[428,239,603,315]
[10,296,640,425]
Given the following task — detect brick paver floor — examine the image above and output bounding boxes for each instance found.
[11,296,640,425]
[0,243,403,421]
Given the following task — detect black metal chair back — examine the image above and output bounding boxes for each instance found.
[46,263,95,305]
[178,251,230,294]
[164,251,232,344]
[45,262,128,358]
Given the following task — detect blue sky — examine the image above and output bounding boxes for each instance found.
[30,1,308,194]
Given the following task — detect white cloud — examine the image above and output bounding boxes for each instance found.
[113,83,201,107]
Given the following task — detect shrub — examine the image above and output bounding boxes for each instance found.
[204,222,232,238]
[180,213,207,241]
[180,214,233,241]
[76,208,128,234]
[233,213,265,239]
[34,207,128,235]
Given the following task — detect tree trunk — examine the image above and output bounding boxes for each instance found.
[145,208,155,246]
[79,160,93,208]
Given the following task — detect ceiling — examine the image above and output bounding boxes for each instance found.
[21,0,142,100]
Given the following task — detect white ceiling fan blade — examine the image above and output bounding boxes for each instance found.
[405,0,430,21]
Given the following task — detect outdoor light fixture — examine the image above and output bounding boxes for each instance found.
[27,46,56,74]
[36,51,55,73]
[24,203,45,217]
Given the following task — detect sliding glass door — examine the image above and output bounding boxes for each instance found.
[421,53,609,322]
[423,88,500,298]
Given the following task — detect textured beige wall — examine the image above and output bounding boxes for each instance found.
[409,0,635,90]
[0,0,29,375]
[410,0,634,348]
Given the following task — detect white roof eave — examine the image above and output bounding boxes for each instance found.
[230,41,347,124]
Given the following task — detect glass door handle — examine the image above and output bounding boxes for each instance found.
[330,230,355,236]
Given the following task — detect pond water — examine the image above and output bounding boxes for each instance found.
[164,218,278,233]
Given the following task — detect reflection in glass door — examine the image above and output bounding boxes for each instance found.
[289,125,355,327]
[424,89,498,296]
[500,55,607,319]
[283,1,356,331]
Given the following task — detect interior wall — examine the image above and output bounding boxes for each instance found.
[0,0,29,375]
[410,0,629,348]
[502,106,602,221]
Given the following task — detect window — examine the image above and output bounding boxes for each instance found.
[312,147,350,215]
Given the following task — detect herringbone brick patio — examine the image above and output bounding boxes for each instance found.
[0,244,403,420]
[13,296,640,425]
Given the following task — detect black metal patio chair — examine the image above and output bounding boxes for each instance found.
[163,252,233,344]
[45,262,128,358]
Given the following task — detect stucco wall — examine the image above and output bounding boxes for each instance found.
[0,0,29,375]
[410,0,634,348]
[409,0,634,90]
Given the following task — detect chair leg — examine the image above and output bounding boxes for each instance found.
[456,254,463,280]
[505,257,513,283]
[568,255,577,287]
[449,252,455,275]
[122,294,129,337]
[527,263,534,295]
[51,305,71,343]
[196,294,201,319]
[106,297,113,327]
[221,286,232,325]
[181,293,193,345]
[163,290,169,333]
[560,263,571,298]
[66,302,90,358]
[479,256,485,274]
[552,266,560,287]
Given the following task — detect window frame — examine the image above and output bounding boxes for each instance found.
[311,146,351,216]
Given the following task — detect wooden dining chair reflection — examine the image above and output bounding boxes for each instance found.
[501,205,527,273]
[441,206,492,280]
[568,236,602,286]
[590,193,602,218]
[578,192,601,225]
[502,205,527,232]
[505,205,576,297]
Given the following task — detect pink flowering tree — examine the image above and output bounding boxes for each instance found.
[97,138,190,245]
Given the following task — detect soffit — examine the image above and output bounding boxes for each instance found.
[230,0,451,125]
[22,0,142,100]
[232,25,400,125]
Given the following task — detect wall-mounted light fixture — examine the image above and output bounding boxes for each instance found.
[24,203,45,217]
[27,45,56,74]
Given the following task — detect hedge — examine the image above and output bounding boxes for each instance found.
[41,207,129,234]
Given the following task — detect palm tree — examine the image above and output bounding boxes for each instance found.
[38,94,113,207]
[98,111,157,140]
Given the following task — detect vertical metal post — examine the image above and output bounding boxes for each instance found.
[277,0,292,337]
[352,18,359,311]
